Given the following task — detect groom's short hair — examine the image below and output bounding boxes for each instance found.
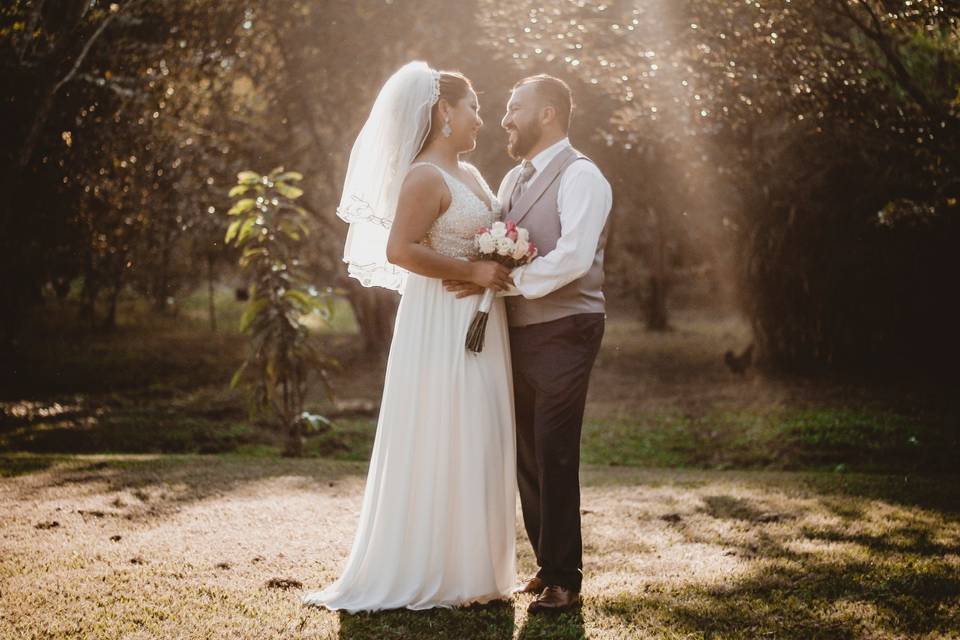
[514,74,573,132]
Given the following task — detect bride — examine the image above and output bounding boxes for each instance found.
[302,61,517,612]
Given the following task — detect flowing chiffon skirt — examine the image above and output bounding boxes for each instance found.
[302,273,517,612]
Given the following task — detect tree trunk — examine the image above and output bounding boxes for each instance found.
[283,420,305,457]
[342,279,398,356]
[645,274,669,331]
[153,228,173,312]
[281,376,304,457]
[79,265,99,328]
[103,262,124,330]
[206,252,217,332]
[104,289,119,329]
[645,206,670,331]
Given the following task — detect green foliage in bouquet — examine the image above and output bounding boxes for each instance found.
[224,167,334,457]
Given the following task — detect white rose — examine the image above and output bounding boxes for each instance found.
[511,239,529,260]
[490,221,507,239]
[495,236,513,256]
[478,234,496,254]
[517,227,530,244]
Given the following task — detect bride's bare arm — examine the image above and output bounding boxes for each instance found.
[386,168,510,290]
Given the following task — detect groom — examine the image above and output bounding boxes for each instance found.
[446,74,612,613]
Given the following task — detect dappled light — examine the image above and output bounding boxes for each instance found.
[2,458,958,638]
[2,1,959,637]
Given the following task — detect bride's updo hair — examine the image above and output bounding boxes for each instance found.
[425,71,473,143]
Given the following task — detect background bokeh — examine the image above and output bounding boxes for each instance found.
[3,0,958,375]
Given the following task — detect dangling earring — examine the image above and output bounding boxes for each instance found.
[442,115,452,138]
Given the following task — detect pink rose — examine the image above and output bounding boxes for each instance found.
[507,228,518,241]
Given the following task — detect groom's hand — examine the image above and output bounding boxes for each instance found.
[443,280,484,298]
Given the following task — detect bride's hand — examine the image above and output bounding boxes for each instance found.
[469,261,511,291]
[443,279,484,298]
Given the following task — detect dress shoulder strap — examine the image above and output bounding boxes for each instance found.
[459,161,480,178]
[406,162,459,209]
[408,161,448,177]
[408,161,456,188]
[459,161,494,197]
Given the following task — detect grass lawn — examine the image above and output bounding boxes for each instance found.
[3,292,955,473]
[2,290,959,638]
[2,454,958,639]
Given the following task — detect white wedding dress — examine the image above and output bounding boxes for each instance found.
[303,161,517,612]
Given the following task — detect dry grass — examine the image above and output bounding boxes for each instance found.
[2,455,958,639]
[3,300,958,637]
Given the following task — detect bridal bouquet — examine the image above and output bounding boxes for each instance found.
[465,221,537,353]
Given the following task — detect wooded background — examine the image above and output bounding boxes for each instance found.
[2,0,958,376]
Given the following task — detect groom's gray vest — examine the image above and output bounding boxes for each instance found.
[503,146,609,328]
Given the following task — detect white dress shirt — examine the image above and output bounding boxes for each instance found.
[496,137,613,300]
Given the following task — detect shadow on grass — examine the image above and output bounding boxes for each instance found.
[517,609,586,640]
[334,602,588,640]
[4,456,960,638]
[0,394,372,462]
[0,408,262,455]
[337,600,516,640]
[626,486,960,638]
[0,454,368,522]
[0,453,69,477]
[699,494,781,522]
[797,472,960,515]
[800,523,960,557]
[598,554,960,639]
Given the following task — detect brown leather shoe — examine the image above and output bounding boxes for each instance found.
[512,576,547,595]
[527,585,581,613]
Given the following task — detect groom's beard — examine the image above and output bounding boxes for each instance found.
[507,121,542,160]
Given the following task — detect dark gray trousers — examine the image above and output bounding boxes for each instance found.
[509,312,605,592]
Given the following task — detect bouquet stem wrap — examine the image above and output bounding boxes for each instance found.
[465,288,496,353]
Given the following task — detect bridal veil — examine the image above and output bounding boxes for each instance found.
[337,60,440,292]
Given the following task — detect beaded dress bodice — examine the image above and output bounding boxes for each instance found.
[411,162,501,259]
